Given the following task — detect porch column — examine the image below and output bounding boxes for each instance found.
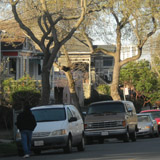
[16,57,20,80]
[26,56,29,75]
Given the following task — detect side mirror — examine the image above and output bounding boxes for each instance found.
[152,120,157,124]
[82,112,86,117]
[127,107,133,112]
[69,117,77,122]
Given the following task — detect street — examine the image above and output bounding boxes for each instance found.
[2,137,160,160]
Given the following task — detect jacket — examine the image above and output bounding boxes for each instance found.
[16,110,37,131]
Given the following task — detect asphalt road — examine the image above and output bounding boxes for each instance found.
[2,137,160,160]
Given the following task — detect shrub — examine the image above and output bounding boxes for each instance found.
[2,74,41,106]
[84,88,112,106]
[96,84,110,95]
[12,90,41,111]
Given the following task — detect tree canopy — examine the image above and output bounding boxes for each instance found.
[120,60,160,106]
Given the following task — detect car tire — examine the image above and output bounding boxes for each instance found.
[150,128,155,138]
[63,136,72,153]
[33,149,41,155]
[77,135,85,151]
[98,137,104,144]
[85,137,93,145]
[130,131,137,142]
[155,130,159,137]
[123,131,130,142]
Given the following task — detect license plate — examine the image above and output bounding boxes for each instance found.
[34,141,44,146]
[101,131,108,136]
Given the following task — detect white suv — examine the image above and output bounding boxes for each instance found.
[16,104,85,155]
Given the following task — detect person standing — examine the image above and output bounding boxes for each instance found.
[16,106,37,158]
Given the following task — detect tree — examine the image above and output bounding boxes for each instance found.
[54,46,85,114]
[120,60,160,107]
[9,0,87,107]
[87,0,158,100]
[150,34,160,78]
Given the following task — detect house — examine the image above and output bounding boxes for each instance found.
[1,38,43,81]
[0,31,115,106]
[56,37,115,105]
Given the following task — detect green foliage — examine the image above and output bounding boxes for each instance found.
[96,84,110,95]
[120,60,160,105]
[2,74,41,106]
[0,142,17,157]
[84,88,112,106]
[12,90,41,111]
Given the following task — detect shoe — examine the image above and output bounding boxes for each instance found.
[23,154,30,158]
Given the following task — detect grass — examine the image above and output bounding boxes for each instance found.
[0,141,17,157]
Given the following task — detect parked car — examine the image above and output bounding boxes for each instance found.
[140,110,160,133]
[84,101,138,144]
[16,104,85,155]
[137,113,159,137]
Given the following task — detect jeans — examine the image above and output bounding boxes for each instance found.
[21,130,33,155]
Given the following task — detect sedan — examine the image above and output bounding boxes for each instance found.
[140,109,160,133]
[137,113,159,138]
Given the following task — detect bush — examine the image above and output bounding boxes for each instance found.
[96,84,110,95]
[12,90,41,111]
[84,88,112,106]
[2,75,41,106]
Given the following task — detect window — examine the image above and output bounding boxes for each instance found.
[103,57,114,66]
[9,58,16,74]
[67,108,73,120]
[71,108,81,120]
[138,116,150,122]
[32,108,66,122]
[88,102,125,114]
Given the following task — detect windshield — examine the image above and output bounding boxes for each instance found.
[143,111,160,119]
[32,108,66,122]
[87,102,125,115]
[138,115,150,122]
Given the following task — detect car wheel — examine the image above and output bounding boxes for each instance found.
[150,128,155,138]
[63,136,72,153]
[77,135,85,151]
[33,149,41,155]
[85,137,93,145]
[98,137,104,144]
[123,131,130,142]
[130,131,136,142]
[155,130,159,137]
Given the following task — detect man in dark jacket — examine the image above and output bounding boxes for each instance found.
[16,106,37,158]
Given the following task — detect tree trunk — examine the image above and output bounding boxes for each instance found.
[65,71,82,115]
[41,68,50,105]
[111,61,121,100]
[110,25,121,101]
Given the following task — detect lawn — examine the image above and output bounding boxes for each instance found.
[0,142,17,157]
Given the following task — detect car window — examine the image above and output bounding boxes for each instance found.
[143,111,160,119]
[69,106,81,120]
[138,115,150,122]
[32,108,66,122]
[67,108,73,120]
[87,102,125,115]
